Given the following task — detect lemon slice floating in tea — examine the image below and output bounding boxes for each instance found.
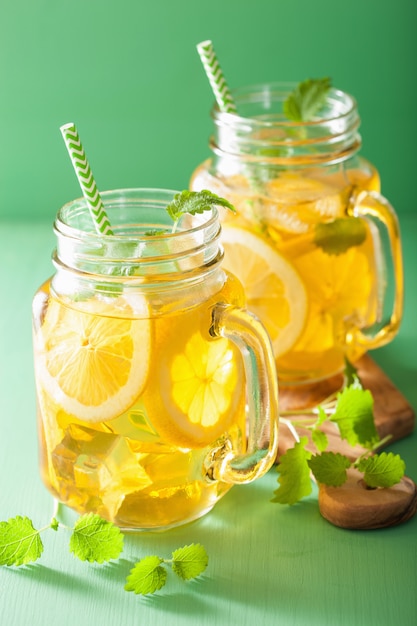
[147,321,245,449]
[36,296,151,422]
[265,174,344,221]
[291,246,375,353]
[220,224,308,357]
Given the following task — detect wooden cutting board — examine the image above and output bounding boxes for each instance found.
[277,355,415,461]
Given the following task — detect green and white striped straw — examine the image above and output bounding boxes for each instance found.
[196,40,237,114]
[60,123,114,236]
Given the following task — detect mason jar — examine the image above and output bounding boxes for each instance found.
[190,83,403,386]
[32,188,279,531]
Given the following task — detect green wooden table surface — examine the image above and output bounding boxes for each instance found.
[1,215,416,626]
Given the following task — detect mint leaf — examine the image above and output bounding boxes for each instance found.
[69,513,123,563]
[0,516,44,566]
[283,77,332,122]
[308,452,351,486]
[166,189,235,221]
[144,228,166,236]
[125,556,167,595]
[307,406,328,452]
[314,218,367,255]
[272,437,312,504]
[357,452,405,488]
[311,428,328,452]
[331,385,379,449]
[316,405,328,426]
[344,358,360,387]
[171,543,208,581]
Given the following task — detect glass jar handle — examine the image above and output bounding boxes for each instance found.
[206,304,279,484]
[348,190,403,349]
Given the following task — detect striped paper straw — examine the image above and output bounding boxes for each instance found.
[60,123,114,235]
[196,40,237,114]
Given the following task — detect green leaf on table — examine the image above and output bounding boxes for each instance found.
[69,513,124,563]
[0,516,44,566]
[314,218,367,255]
[357,452,405,488]
[272,437,312,505]
[171,543,209,580]
[166,189,235,221]
[283,77,332,122]
[308,452,351,486]
[125,555,167,595]
[331,385,379,449]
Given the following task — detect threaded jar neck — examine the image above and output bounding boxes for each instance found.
[210,82,361,169]
[53,188,223,288]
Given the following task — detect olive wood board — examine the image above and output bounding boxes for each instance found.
[277,354,415,461]
[318,468,417,529]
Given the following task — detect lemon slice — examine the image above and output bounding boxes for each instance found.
[145,315,245,448]
[261,175,344,233]
[36,296,151,423]
[265,174,343,211]
[292,246,374,352]
[220,224,308,357]
[171,333,239,425]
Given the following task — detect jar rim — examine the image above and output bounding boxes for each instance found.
[211,81,358,128]
[52,188,223,282]
[209,82,361,166]
[54,187,219,244]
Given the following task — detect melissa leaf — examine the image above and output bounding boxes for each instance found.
[283,77,332,122]
[272,437,312,505]
[69,513,124,563]
[166,189,235,221]
[171,543,209,580]
[0,516,44,566]
[308,452,351,487]
[357,452,405,488]
[331,385,379,449]
[314,218,367,255]
[125,556,167,595]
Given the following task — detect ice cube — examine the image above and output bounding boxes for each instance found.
[52,424,153,519]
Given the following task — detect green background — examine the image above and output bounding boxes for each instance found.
[1,3,417,624]
[0,0,415,221]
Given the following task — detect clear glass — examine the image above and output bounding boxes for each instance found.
[32,188,279,531]
[190,83,403,385]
